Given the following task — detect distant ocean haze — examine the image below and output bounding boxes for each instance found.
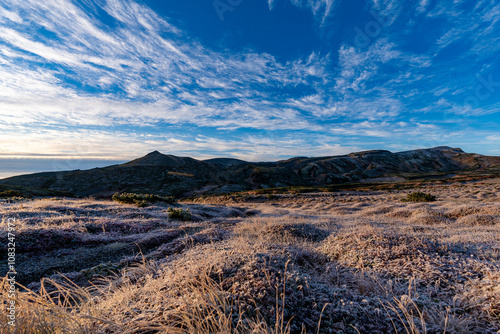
[0,158,126,179]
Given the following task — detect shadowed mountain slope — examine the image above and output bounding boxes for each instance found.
[122,151,202,168]
[1,147,499,197]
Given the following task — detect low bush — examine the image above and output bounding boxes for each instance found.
[401,192,436,202]
[112,192,175,207]
[167,207,192,221]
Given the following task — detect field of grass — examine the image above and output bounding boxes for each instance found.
[1,179,500,333]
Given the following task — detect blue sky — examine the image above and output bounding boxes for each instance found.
[0,0,499,177]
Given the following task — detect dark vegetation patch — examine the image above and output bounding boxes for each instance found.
[0,184,72,198]
[112,192,176,207]
[0,190,24,198]
[167,207,192,221]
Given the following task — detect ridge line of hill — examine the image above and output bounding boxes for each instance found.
[1,146,499,197]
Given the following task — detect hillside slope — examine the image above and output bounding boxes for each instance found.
[1,146,499,197]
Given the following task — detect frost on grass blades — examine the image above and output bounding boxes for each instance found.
[5,217,16,327]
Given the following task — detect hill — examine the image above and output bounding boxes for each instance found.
[1,146,499,197]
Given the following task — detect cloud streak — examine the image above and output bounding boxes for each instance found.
[0,0,336,132]
[0,0,499,167]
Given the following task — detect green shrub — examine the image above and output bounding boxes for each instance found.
[112,192,176,207]
[135,200,149,208]
[167,207,192,221]
[0,190,24,198]
[401,192,436,202]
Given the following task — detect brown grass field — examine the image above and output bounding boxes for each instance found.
[1,179,500,333]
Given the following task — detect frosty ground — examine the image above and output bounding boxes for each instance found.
[1,179,499,333]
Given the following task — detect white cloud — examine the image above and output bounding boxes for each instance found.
[416,0,430,14]
[334,40,406,95]
[0,6,22,23]
[290,0,336,23]
[368,0,404,25]
[0,0,497,161]
[0,0,335,133]
[428,0,500,58]
[267,0,336,23]
[0,127,359,162]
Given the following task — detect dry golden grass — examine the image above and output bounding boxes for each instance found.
[1,178,500,333]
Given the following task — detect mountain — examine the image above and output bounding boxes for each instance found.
[122,151,202,168]
[1,146,499,197]
[203,158,249,167]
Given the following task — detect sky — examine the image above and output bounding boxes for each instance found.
[0,0,499,177]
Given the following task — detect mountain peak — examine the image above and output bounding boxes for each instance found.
[122,151,199,168]
[146,150,163,156]
[431,146,464,153]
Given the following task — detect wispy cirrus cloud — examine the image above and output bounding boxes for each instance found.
[427,0,500,58]
[291,0,336,23]
[268,0,336,22]
[0,0,334,132]
[0,0,499,169]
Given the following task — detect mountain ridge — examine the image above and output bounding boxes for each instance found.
[1,146,499,197]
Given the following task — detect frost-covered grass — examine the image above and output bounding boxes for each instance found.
[0,179,499,333]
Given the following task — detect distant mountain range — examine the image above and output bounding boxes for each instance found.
[1,146,499,197]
